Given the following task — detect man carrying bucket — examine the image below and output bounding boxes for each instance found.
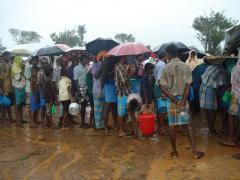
[160,44,205,159]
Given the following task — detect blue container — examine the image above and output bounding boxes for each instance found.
[0,95,11,107]
[157,98,168,113]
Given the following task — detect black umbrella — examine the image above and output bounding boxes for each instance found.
[183,46,206,59]
[86,38,119,55]
[33,44,70,56]
[153,42,190,54]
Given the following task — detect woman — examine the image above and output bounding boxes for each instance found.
[102,57,118,133]
[186,50,200,71]
[11,56,26,126]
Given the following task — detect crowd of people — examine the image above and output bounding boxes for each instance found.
[0,43,240,160]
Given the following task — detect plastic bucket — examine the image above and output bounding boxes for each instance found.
[138,114,155,135]
[0,95,11,107]
[157,98,168,113]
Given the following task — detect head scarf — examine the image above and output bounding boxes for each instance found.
[96,51,107,61]
[186,50,198,71]
[11,56,23,77]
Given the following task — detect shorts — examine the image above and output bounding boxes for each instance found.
[46,103,53,116]
[117,95,128,117]
[104,83,117,103]
[30,93,41,112]
[200,83,218,110]
[61,100,71,113]
[228,96,240,116]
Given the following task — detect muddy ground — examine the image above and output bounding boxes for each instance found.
[0,111,240,180]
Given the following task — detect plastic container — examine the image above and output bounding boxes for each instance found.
[0,95,11,107]
[138,114,155,135]
[157,98,168,113]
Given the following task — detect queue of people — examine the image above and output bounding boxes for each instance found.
[0,43,240,160]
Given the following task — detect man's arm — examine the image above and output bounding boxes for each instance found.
[160,84,177,103]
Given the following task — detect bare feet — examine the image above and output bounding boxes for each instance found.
[171,151,178,159]
[193,151,205,159]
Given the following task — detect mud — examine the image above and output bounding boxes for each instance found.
[0,112,240,180]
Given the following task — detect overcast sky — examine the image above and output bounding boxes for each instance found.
[0,0,239,50]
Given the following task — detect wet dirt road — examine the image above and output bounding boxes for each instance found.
[0,114,240,180]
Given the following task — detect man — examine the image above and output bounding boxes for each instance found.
[73,55,90,128]
[160,44,204,159]
[199,64,228,135]
[231,53,240,159]
[154,51,167,134]
[0,51,13,123]
[114,56,131,137]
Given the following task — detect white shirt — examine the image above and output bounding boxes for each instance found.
[154,60,165,84]
[58,76,72,101]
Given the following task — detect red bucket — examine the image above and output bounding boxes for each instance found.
[138,114,155,135]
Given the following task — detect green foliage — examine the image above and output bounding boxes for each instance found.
[8,28,42,44]
[192,10,237,55]
[50,25,86,47]
[114,33,135,44]
[0,39,6,53]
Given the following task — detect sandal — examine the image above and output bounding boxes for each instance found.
[193,151,205,159]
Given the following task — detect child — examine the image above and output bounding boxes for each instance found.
[127,93,142,137]
[140,63,155,108]
[59,68,73,129]
[43,67,57,128]
[30,66,41,127]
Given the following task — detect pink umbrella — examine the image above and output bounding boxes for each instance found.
[107,42,151,56]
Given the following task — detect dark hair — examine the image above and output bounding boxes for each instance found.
[144,63,154,71]
[32,56,39,61]
[128,98,140,111]
[80,55,89,62]
[165,44,178,57]
[61,68,68,76]
[190,50,197,56]
[158,51,166,59]
[32,66,39,72]
[45,67,53,77]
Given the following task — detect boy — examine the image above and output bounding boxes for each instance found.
[59,69,73,129]
[141,63,155,107]
[30,66,41,127]
[43,68,56,128]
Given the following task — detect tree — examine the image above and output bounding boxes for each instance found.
[114,33,135,44]
[0,39,6,53]
[9,28,42,44]
[77,25,87,47]
[192,10,237,55]
[50,25,86,47]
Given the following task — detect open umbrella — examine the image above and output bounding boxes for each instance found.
[107,42,151,56]
[153,42,190,54]
[33,44,70,56]
[86,38,119,55]
[183,46,206,58]
[223,24,240,55]
[10,48,32,57]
